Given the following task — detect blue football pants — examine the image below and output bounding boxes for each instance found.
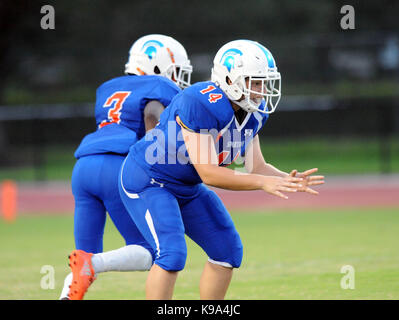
[71,154,153,256]
[118,155,243,271]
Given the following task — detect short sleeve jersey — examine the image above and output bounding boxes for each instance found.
[130,81,269,186]
[74,75,180,159]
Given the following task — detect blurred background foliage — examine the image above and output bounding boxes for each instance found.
[0,0,398,179]
[1,0,398,103]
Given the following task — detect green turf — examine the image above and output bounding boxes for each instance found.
[0,207,398,300]
[256,136,399,175]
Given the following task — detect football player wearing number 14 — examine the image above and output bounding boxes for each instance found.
[58,34,192,300]
[118,39,325,299]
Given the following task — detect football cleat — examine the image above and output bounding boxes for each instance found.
[67,250,97,300]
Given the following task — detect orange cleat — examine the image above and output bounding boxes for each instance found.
[67,249,97,300]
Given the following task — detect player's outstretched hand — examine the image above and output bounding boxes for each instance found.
[289,168,325,195]
[261,176,304,200]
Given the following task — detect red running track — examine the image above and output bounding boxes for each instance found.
[1,175,398,215]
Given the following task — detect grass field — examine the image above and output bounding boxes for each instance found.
[1,207,398,300]
[1,136,399,181]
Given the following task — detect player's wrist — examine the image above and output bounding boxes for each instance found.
[258,175,275,190]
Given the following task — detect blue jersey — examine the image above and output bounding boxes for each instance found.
[130,81,268,186]
[74,75,180,159]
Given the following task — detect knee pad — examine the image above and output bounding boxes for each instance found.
[208,231,243,269]
[209,246,243,269]
[230,243,244,268]
[156,249,187,272]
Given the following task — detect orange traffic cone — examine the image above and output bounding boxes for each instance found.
[1,180,17,223]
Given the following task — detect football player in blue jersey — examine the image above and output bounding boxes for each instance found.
[116,39,324,299]
[59,34,192,300]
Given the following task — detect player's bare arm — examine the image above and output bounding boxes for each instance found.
[181,126,303,199]
[143,100,165,131]
[244,135,289,177]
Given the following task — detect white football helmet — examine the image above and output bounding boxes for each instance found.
[125,34,192,88]
[211,40,281,113]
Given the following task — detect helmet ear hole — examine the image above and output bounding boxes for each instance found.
[226,76,232,85]
[154,66,161,74]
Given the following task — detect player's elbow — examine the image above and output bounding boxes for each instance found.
[196,165,219,186]
[200,173,215,186]
[144,114,159,131]
[143,100,165,131]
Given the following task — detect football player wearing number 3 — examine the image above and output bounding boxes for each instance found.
[117,39,325,299]
[59,34,192,300]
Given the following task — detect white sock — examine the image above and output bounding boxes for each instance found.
[91,245,153,273]
[59,272,73,300]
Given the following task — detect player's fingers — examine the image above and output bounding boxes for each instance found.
[286,177,303,183]
[282,181,302,188]
[309,175,324,181]
[308,180,325,186]
[305,187,319,195]
[273,191,288,199]
[289,169,297,177]
[302,168,318,176]
[278,186,297,193]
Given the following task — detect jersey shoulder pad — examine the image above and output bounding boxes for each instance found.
[152,75,181,91]
[176,81,233,133]
[141,75,181,107]
[96,75,129,90]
